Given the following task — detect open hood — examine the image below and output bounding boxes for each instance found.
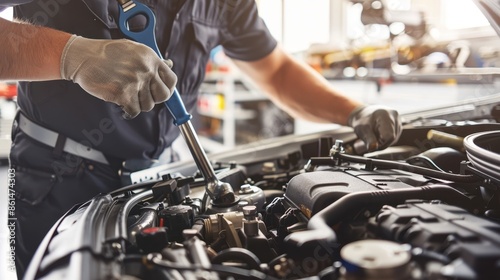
[474,0,500,36]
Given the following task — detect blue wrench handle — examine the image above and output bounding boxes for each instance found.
[165,89,192,126]
[117,1,191,126]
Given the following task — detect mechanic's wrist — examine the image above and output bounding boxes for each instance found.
[60,34,80,81]
[347,104,367,127]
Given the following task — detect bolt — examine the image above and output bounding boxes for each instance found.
[242,205,257,222]
[242,205,257,217]
[238,200,249,208]
[243,206,259,237]
[274,257,292,278]
[330,139,345,156]
[239,184,254,194]
[110,242,122,256]
[334,139,343,149]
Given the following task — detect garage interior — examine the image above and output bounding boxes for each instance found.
[1,1,500,279]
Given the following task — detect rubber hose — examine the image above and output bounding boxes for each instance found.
[312,154,480,183]
[308,184,473,233]
[464,131,500,180]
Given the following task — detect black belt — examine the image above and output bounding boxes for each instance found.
[18,114,110,165]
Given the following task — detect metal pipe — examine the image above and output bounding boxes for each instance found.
[117,190,153,240]
[127,210,157,244]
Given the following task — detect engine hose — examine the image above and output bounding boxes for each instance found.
[212,248,261,270]
[118,190,154,241]
[308,184,473,233]
[310,154,480,183]
[128,210,157,244]
[464,131,500,181]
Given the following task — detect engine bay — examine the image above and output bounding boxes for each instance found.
[25,106,500,280]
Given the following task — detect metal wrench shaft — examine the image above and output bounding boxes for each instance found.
[178,122,236,205]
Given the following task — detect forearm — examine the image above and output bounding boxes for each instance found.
[234,47,361,125]
[267,53,360,125]
[0,17,71,81]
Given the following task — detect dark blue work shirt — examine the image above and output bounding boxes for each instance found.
[0,0,277,161]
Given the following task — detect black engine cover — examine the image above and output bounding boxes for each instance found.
[284,169,420,218]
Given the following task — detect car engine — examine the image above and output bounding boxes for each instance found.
[25,102,500,280]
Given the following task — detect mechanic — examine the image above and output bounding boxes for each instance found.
[0,0,402,277]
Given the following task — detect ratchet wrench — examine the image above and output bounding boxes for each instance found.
[116,0,237,206]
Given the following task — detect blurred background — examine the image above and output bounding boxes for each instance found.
[196,0,500,152]
[1,1,500,277]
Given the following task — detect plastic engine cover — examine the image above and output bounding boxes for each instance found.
[284,170,416,218]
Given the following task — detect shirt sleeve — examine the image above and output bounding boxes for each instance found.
[221,0,277,61]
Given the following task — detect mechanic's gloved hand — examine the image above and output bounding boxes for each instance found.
[348,105,402,152]
[60,35,177,119]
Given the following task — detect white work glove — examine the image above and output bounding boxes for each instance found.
[60,35,177,119]
[348,105,402,152]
